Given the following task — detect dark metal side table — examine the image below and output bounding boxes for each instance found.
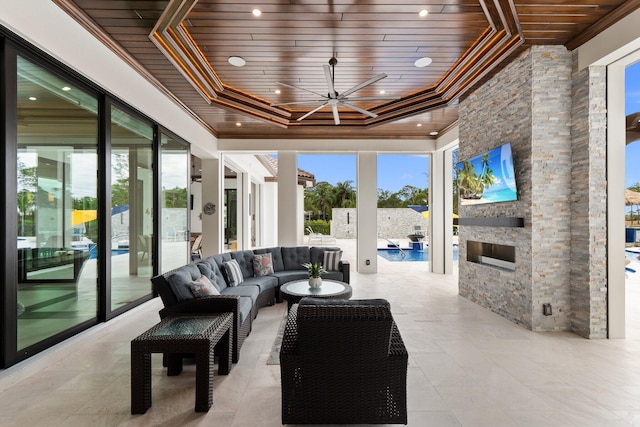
[131,313,233,414]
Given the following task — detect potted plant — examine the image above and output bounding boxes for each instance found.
[302,262,326,288]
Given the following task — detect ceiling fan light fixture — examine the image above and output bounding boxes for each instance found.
[228,56,246,67]
[415,57,432,68]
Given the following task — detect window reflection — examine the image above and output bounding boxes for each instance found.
[110,106,154,311]
[16,56,98,350]
[160,133,189,271]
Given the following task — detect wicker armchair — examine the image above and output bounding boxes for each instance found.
[280,297,408,425]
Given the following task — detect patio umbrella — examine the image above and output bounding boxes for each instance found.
[420,211,459,220]
[625,189,640,225]
[72,209,97,226]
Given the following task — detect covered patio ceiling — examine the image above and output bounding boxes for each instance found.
[54,0,640,140]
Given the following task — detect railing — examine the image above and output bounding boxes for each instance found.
[378,236,407,258]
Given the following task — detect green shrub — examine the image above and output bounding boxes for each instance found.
[305,220,331,235]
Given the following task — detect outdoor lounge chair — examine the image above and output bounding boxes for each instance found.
[305,226,336,245]
[280,297,408,425]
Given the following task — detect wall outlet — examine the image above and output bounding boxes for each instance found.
[365,259,370,265]
[543,303,552,316]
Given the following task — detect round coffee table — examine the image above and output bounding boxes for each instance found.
[280,279,352,310]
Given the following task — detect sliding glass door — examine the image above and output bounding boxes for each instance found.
[160,132,189,271]
[109,105,154,311]
[16,55,99,350]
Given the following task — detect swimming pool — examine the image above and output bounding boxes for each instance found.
[377,246,459,262]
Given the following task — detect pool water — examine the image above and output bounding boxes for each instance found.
[377,246,459,262]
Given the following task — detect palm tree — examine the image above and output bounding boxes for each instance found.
[457,160,482,199]
[333,180,356,208]
[307,181,335,220]
[479,153,496,190]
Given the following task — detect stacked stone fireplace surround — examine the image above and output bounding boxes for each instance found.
[458,45,607,338]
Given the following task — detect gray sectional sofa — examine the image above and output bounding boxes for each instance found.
[151,246,350,362]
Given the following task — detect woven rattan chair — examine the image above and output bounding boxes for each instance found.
[280,297,408,425]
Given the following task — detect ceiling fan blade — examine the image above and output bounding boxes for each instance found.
[270,99,327,107]
[341,101,378,118]
[331,103,340,125]
[276,82,326,98]
[339,73,388,99]
[343,96,400,101]
[323,64,336,98]
[297,102,329,121]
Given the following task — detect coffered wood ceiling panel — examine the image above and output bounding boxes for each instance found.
[55,0,640,140]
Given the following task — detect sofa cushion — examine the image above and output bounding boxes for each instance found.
[241,275,278,293]
[223,259,244,286]
[222,283,260,304]
[167,264,201,301]
[253,252,274,276]
[271,270,310,286]
[282,246,311,271]
[206,253,232,271]
[196,262,226,292]
[310,246,342,266]
[322,271,344,282]
[237,296,253,325]
[323,250,343,271]
[231,250,256,279]
[253,247,284,271]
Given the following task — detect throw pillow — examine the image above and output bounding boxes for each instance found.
[199,275,220,295]
[253,253,274,276]
[187,280,217,297]
[223,259,244,286]
[323,250,343,271]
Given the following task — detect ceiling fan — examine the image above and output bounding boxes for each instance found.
[271,57,399,125]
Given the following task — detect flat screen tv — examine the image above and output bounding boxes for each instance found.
[457,143,517,205]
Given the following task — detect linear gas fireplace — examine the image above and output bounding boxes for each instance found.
[466,241,516,271]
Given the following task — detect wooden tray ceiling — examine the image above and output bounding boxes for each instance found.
[55,0,639,140]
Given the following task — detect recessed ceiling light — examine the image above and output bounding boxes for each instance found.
[379,90,386,94]
[414,57,433,68]
[252,8,262,17]
[275,89,281,94]
[430,131,439,136]
[28,96,37,101]
[228,56,246,67]
[419,9,429,18]
[236,122,242,127]
[417,123,422,127]
[62,86,71,91]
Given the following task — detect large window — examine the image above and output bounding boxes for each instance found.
[110,105,153,311]
[16,56,99,350]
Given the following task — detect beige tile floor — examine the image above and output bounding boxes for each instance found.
[1,241,640,426]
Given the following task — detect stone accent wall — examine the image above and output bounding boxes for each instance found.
[331,208,428,240]
[458,46,574,332]
[570,53,608,338]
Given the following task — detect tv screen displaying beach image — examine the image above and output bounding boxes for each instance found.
[457,143,518,205]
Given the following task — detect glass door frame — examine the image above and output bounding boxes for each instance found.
[103,98,158,321]
[157,126,191,272]
[1,39,104,366]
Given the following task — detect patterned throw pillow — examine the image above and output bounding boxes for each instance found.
[323,250,343,271]
[187,280,217,297]
[223,259,244,286]
[253,253,274,276]
[199,275,220,295]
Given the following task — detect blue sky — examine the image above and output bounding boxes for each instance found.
[627,61,640,188]
[297,154,429,192]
